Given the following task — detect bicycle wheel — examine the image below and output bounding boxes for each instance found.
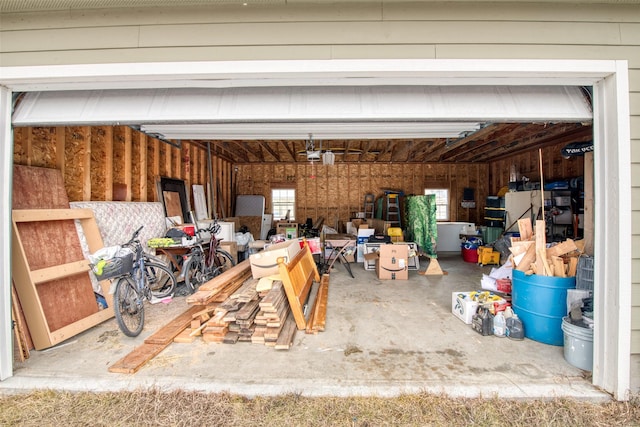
[145,261,177,299]
[214,249,235,275]
[183,254,208,294]
[113,276,144,337]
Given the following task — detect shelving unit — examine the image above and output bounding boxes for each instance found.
[484,196,505,228]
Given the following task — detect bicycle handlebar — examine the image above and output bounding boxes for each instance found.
[196,221,220,236]
[125,225,145,246]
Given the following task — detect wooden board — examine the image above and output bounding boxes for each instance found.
[517,218,533,241]
[534,220,547,276]
[11,165,114,350]
[110,304,205,373]
[163,190,183,222]
[173,329,196,343]
[11,282,33,353]
[108,343,167,374]
[275,311,297,350]
[12,165,99,333]
[546,239,579,257]
[185,259,252,305]
[306,274,330,334]
[11,285,30,362]
[277,243,320,330]
[144,305,204,345]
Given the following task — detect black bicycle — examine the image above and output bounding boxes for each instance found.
[97,226,177,337]
[180,219,235,293]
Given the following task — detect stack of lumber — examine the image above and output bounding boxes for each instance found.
[252,281,295,348]
[305,274,330,334]
[180,270,301,350]
[109,246,331,374]
[185,259,253,306]
[510,218,583,277]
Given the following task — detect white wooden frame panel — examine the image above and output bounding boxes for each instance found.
[0,58,631,400]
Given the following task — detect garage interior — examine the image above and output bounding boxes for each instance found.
[6,82,607,399]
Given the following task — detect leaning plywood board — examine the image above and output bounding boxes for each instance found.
[12,209,114,349]
[277,244,320,330]
[12,165,113,350]
[163,190,183,222]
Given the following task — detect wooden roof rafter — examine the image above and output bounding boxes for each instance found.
[208,141,244,164]
[479,125,593,163]
[390,140,414,163]
[281,140,297,162]
[435,123,522,162]
[258,140,281,162]
[457,123,589,163]
[374,140,395,162]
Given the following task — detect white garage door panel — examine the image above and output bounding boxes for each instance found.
[12,85,592,128]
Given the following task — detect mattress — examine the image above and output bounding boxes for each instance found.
[71,200,167,262]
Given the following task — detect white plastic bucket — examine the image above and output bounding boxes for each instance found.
[561,316,593,371]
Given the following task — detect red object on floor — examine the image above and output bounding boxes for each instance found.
[462,247,479,263]
[496,278,512,293]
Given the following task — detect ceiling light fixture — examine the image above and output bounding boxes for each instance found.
[322,150,335,166]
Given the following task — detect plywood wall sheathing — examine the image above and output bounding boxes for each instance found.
[236,162,491,229]
[13,126,222,212]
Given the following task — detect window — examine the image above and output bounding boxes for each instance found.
[424,188,449,221]
[272,188,296,220]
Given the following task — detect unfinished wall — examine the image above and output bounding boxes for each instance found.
[489,141,586,194]
[236,162,489,229]
[12,126,230,216]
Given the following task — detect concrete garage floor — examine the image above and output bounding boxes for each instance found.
[2,252,609,401]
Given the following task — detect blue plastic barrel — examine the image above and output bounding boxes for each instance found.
[512,269,576,346]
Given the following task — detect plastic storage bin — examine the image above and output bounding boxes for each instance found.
[512,269,576,346]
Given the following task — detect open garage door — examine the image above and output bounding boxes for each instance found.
[12,86,592,140]
[0,59,629,399]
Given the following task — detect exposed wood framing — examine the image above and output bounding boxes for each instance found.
[12,125,233,217]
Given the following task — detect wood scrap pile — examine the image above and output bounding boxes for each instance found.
[109,244,329,374]
[510,218,584,277]
[179,245,330,349]
[182,266,296,349]
[253,280,296,348]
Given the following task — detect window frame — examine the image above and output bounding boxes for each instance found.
[424,188,450,221]
[271,188,296,221]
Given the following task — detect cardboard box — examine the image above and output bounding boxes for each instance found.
[356,228,376,263]
[364,242,419,271]
[276,223,298,239]
[219,241,238,264]
[249,239,301,279]
[451,291,508,324]
[350,218,365,230]
[376,244,409,280]
[366,218,393,234]
[452,292,480,324]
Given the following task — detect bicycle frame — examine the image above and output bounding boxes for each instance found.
[179,219,235,293]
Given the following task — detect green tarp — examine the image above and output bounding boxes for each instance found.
[406,195,438,257]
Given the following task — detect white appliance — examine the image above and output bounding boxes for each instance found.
[436,222,475,252]
[504,190,550,232]
[261,214,273,240]
[196,220,235,242]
